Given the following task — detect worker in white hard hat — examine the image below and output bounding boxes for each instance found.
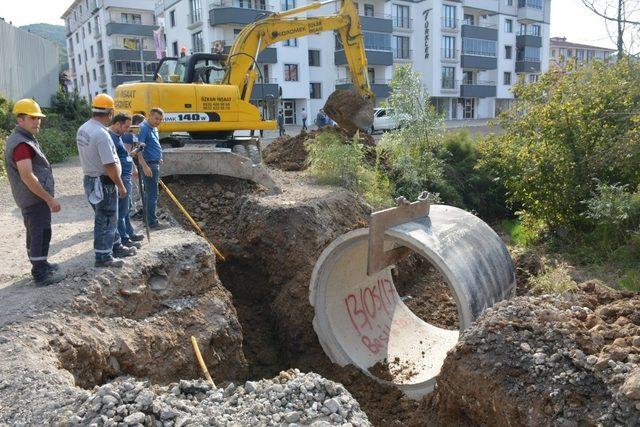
[77,94,136,268]
[4,99,65,286]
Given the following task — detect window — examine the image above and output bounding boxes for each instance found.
[505,0,513,5]
[551,49,556,57]
[519,0,542,9]
[78,54,82,65]
[393,4,410,29]
[170,10,176,27]
[442,35,455,58]
[528,74,539,83]
[90,45,94,58]
[93,69,97,80]
[529,24,540,36]
[88,21,91,34]
[577,49,584,61]
[309,50,320,66]
[462,38,496,57]
[442,4,456,28]
[99,65,105,82]
[463,14,474,26]
[518,23,526,36]
[516,46,540,61]
[394,35,410,59]
[462,70,473,84]
[364,4,374,16]
[192,31,203,52]
[504,19,512,33]
[284,38,297,47]
[441,66,455,89]
[121,13,142,24]
[281,0,295,10]
[336,32,391,51]
[97,41,103,58]
[172,41,179,57]
[284,64,298,81]
[80,75,84,86]
[190,0,202,22]
[310,82,322,99]
[505,45,512,59]
[76,33,79,43]
[84,49,87,61]
[82,27,85,39]
[503,72,511,85]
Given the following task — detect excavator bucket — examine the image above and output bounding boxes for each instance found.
[323,89,374,136]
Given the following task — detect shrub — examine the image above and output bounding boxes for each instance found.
[479,58,640,230]
[377,65,447,201]
[305,129,393,207]
[0,130,7,178]
[38,127,77,164]
[528,261,578,295]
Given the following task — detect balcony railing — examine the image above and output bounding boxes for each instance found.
[209,0,274,11]
[336,78,391,85]
[392,17,412,29]
[441,17,459,29]
[393,49,412,60]
[518,0,543,9]
[441,79,460,90]
[517,56,541,62]
[461,20,497,28]
[188,10,203,25]
[462,49,497,58]
[441,48,459,59]
[461,79,495,86]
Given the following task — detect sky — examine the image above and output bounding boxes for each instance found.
[0,0,622,49]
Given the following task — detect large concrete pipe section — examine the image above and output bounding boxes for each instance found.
[309,204,515,399]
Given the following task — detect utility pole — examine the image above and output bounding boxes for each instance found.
[139,36,146,81]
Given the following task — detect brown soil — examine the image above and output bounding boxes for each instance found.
[368,358,419,383]
[324,88,374,135]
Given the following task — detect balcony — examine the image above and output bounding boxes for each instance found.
[221,41,277,63]
[441,48,459,62]
[464,0,499,13]
[360,14,392,33]
[109,49,158,62]
[461,22,498,40]
[392,16,412,31]
[516,34,542,48]
[518,0,544,22]
[441,17,459,32]
[461,54,497,69]
[251,79,279,100]
[209,0,274,26]
[335,79,391,98]
[187,10,203,29]
[106,22,158,37]
[460,80,496,97]
[393,48,412,61]
[335,49,393,66]
[516,59,541,73]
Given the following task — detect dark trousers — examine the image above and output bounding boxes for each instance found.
[279,125,285,136]
[302,118,307,130]
[142,162,160,226]
[83,176,120,261]
[21,201,52,280]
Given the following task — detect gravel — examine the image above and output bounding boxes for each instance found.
[55,370,370,426]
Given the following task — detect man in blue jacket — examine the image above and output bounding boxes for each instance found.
[138,108,167,229]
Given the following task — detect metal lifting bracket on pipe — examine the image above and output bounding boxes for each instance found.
[367,191,431,276]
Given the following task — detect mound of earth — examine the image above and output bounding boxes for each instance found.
[418,281,640,426]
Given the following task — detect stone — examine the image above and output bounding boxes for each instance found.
[620,370,640,400]
[283,411,301,423]
[123,412,146,425]
[586,355,598,365]
[323,397,341,414]
[245,381,258,394]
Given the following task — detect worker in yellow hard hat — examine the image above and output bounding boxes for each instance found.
[77,93,136,268]
[4,98,65,286]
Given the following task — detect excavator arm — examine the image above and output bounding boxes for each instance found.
[223,0,374,131]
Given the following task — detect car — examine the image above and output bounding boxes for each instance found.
[371,108,402,133]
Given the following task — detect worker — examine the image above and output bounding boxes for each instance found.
[277,110,285,136]
[108,113,145,249]
[315,109,326,128]
[77,94,136,268]
[125,113,149,220]
[301,108,308,131]
[138,107,167,229]
[4,99,64,286]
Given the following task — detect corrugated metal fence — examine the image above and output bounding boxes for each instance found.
[0,20,60,107]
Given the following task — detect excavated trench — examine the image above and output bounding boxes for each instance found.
[160,174,463,425]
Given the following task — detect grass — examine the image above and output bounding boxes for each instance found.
[527,261,578,296]
[497,218,539,246]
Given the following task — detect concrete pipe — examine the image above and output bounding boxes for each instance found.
[309,205,515,399]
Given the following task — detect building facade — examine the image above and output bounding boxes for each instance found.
[549,37,615,69]
[62,0,159,102]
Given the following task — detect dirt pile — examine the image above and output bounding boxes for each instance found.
[419,281,640,426]
[324,88,374,135]
[263,128,376,172]
[0,230,245,425]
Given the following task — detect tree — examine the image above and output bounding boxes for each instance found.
[479,58,640,230]
[581,0,640,58]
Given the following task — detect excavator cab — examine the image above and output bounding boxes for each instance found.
[153,54,227,85]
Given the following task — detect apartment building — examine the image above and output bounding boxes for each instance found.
[62,0,159,102]
[149,0,550,123]
[549,37,615,69]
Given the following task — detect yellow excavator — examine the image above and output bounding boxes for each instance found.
[114,0,373,190]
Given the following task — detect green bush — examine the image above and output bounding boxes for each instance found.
[528,261,578,295]
[50,90,91,123]
[0,96,12,133]
[0,130,7,178]
[439,130,510,221]
[305,129,393,207]
[38,127,77,164]
[479,58,640,230]
[377,66,447,201]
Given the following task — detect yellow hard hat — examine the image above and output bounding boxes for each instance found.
[92,93,115,111]
[12,99,46,118]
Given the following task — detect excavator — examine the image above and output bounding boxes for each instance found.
[113,0,374,190]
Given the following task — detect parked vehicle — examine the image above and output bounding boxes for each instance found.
[371,108,401,133]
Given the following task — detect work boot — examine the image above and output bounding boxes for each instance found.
[95,257,125,268]
[113,245,137,258]
[149,220,170,230]
[129,233,144,242]
[46,261,60,271]
[123,240,142,249]
[34,270,65,287]
[131,209,144,220]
